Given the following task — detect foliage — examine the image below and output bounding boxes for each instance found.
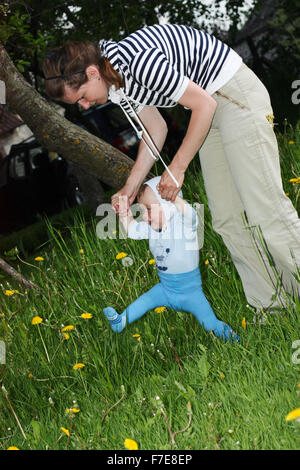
[0,121,299,450]
[0,1,257,80]
[0,2,50,73]
[0,204,93,258]
[267,0,300,62]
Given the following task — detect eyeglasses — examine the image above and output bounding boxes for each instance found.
[44,69,85,81]
[44,50,85,80]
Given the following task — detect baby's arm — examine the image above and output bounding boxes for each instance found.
[173,195,188,214]
[173,195,198,230]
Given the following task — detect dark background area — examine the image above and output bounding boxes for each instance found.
[0,0,299,242]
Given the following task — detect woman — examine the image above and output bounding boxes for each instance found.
[43,23,300,311]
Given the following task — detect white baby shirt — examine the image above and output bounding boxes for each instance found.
[127,176,199,274]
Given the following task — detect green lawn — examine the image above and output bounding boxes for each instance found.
[0,121,299,450]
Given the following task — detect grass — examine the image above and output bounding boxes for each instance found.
[0,203,93,257]
[0,121,300,451]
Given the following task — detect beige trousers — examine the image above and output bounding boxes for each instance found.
[199,62,300,309]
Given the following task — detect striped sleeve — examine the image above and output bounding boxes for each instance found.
[119,99,144,117]
[129,48,189,103]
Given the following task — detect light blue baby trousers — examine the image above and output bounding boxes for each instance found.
[104,266,239,341]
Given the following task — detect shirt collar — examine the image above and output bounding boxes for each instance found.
[99,39,120,72]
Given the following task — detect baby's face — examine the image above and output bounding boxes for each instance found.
[138,187,165,231]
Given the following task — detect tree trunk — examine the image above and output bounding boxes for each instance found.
[68,161,109,213]
[0,42,144,190]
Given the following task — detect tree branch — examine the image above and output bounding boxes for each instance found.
[0,256,42,291]
[0,41,149,190]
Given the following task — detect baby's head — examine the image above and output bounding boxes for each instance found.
[137,183,165,231]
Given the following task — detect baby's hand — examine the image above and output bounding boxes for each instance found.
[118,195,132,218]
[111,183,138,214]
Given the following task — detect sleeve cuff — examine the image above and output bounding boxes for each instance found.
[171,76,190,102]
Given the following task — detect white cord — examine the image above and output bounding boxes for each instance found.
[108,85,179,188]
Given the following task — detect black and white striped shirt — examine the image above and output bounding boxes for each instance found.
[99,24,242,115]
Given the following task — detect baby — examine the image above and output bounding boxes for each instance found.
[103,176,239,342]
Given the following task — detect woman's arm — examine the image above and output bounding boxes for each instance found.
[157,80,217,201]
[111,106,168,212]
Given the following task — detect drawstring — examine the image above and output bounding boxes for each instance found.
[108,85,179,188]
[215,90,250,110]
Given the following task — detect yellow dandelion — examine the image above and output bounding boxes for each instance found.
[63,333,70,340]
[154,307,166,314]
[61,427,70,437]
[132,334,141,342]
[289,177,300,184]
[285,408,300,422]
[289,140,295,144]
[124,438,138,450]
[81,313,93,319]
[5,289,19,296]
[70,408,80,413]
[73,363,85,370]
[32,316,43,325]
[61,325,75,332]
[7,446,19,450]
[285,193,290,196]
[28,373,33,378]
[148,259,155,265]
[220,373,225,380]
[71,408,80,414]
[66,407,80,414]
[79,249,84,254]
[204,259,209,265]
[116,252,127,260]
[34,256,44,261]
[297,383,300,389]
[242,317,247,329]
[4,290,14,296]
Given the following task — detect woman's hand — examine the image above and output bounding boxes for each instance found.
[111,107,169,213]
[157,164,185,202]
[111,182,138,215]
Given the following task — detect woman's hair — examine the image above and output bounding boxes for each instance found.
[42,41,124,101]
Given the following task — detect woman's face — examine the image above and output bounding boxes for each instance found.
[62,65,109,109]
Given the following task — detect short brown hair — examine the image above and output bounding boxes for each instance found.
[137,183,148,202]
[42,41,124,101]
